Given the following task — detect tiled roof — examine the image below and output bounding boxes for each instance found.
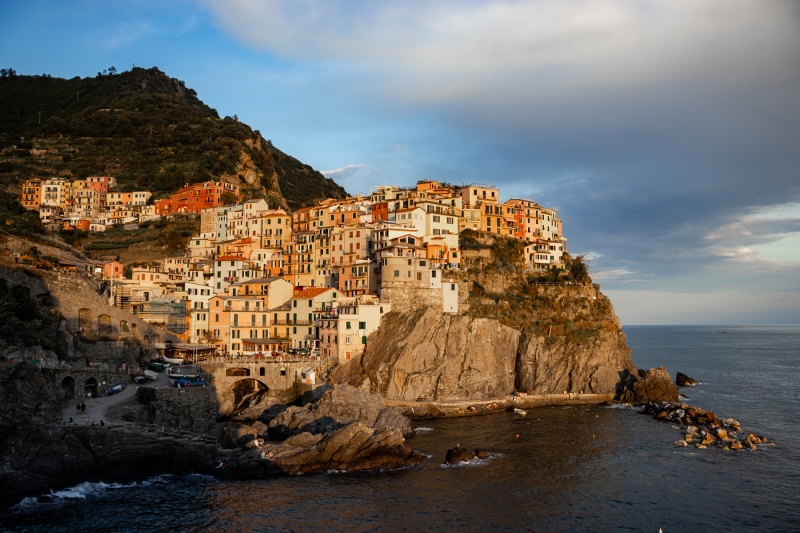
[293,287,333,299]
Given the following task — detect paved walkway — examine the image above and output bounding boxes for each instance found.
[61,371,171,425]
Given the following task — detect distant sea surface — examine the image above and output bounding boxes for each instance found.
[2,325,799,532]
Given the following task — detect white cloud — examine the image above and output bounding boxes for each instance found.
[201,0,799,114]
[320,163,367,177]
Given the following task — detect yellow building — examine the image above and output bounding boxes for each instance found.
[21,179,42,209]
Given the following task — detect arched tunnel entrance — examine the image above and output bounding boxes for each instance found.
[61,376,75,400]
[230,378,270,416]
[84,377,99,397]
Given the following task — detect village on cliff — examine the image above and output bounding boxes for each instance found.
[17,177,568,361]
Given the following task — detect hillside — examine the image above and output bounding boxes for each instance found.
[0,67,346,209]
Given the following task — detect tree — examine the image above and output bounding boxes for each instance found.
[199,329,219,345]
[108,66,117,75]
[567,254,591,284]
[220,191,238,206]
[1,68,17,78]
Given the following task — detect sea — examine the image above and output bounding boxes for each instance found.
[1,325,799,532]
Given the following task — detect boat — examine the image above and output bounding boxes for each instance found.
[168,365,199,380]
[163,357,185,365]
[148,362,165,372]
[144,370,159,381]
[514,408,527,416]
[172,377,206,388]
[133,375,147,384]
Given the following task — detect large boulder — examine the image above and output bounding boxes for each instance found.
[219,422,425,478]
[267,384,413,439]
[616,367,679,404]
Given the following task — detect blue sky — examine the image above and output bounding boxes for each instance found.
[2,0,800,324]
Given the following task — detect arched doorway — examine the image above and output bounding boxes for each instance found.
[61,376,75,399]
[119,320,129,333]
[79,308,93,333]
[84,377,99,397]
[98,314,112,335]
[143,335,151,349]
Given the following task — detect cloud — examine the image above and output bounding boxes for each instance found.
[320,163,367,177]
[197,0,800,318]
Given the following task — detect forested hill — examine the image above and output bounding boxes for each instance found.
[0,67,347,210]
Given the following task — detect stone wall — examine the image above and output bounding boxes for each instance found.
[136,386,219,433]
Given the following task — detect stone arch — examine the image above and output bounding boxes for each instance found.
[60,376,75,399]
[120,320,129,333]
[153,334,161,343]
[230,378,270,415]
[226,367,250,377]
[143,335,151,349]
[130,323,138,337]
[98,314,113,335]
[79,308,93,332]
[84,377,99,397]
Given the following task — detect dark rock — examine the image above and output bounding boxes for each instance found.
[445,446,476,464]
[616,367,679,404]
[268,384,413,440]
[475,449,489,459]
[676,372,699,387]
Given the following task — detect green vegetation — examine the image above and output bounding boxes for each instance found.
[0,67,347,208]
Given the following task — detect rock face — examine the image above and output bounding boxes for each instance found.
[676,372,699,387]
[268,384,413,439]
[515,328,634,395]
[332,307,518,401]
[617,367,679,404]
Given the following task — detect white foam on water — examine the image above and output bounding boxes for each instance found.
[414,427,435,432]
[439,452,504,469]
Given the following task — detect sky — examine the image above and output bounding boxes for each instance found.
[2,0,799,324]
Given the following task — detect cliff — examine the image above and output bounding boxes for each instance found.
[333,233,637,402]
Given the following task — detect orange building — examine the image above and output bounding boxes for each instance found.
[168,181,241,214]
[21,179,42,209]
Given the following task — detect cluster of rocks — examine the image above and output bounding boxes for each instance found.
[214,385,426,478]
[642,402,771,451]
[443,446,489,464]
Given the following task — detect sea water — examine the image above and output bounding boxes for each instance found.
[2,325,799,532]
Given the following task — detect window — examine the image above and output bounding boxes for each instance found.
[345,336,351,344]
[451,284,456,290]
[394,270,399,277]
[433,215,440,222]
[431,270,437,278]
[346,321,351,329]
[308,300,313,307]
[359,321,366,329]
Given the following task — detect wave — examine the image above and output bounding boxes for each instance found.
[414,427,435,432]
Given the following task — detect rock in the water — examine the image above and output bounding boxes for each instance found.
[716,429,729,440]
[616,367,679,404]
[730,440,743,450]
[475,449,489,459]
[273,422,425,475]
[445,446,477,464]
[268,384,413,440]
[695,444,707,449]
[675,372,699,387]
[673,440,687,447]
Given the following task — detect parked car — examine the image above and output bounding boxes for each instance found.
[106,382,127,395]
[133,375,147,384]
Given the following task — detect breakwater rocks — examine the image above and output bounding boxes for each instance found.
[643,402,772,451]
